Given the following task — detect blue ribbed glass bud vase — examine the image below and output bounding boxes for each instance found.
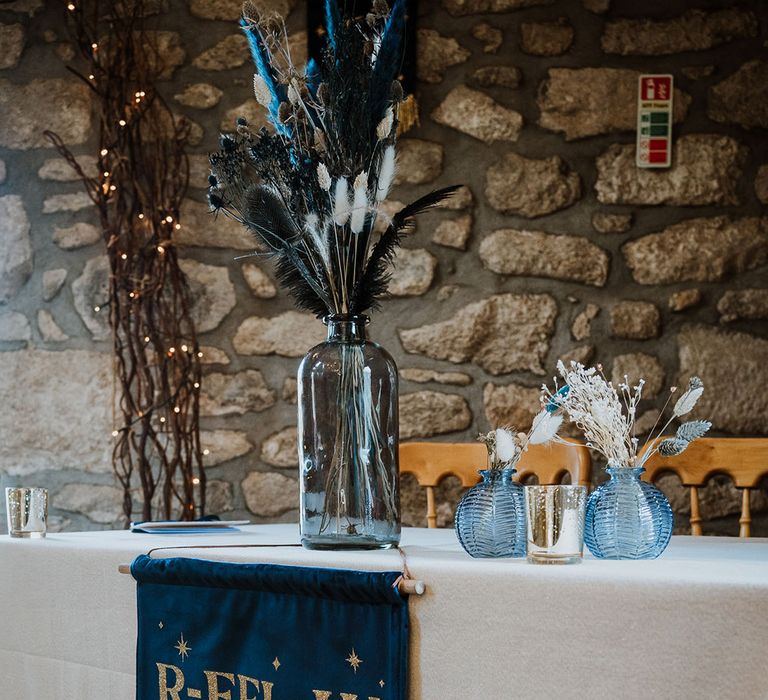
[455,467,526,558]
[584,466,673,560]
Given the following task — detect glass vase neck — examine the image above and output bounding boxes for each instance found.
[324,314,369,342]
[606,466,645,479]
[480,467,516,482]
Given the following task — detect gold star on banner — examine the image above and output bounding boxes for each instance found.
[272,657,281,671]
[175,633,191,661]
[379,680,385,688]
[346,649,363,673]
[158,621,164,629]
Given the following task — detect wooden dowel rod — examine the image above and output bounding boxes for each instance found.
[117,564,426,596]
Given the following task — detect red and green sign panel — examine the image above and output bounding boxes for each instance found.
[636,75,673,168]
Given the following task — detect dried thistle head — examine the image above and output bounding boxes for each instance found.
[242,1,259,22]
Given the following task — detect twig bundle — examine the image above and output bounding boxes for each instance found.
[208,0,458,317]
[46,0,204,522]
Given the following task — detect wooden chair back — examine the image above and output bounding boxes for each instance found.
[400,440,592,528]
[643,438,768,537]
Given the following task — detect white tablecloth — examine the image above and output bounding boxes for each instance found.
[1,525,767,699]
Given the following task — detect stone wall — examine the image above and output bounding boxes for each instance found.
[1,0,767,536]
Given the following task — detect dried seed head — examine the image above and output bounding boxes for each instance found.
[278,101,291,123]
[287,79,301,105]
[253,74,272,107]
[391,80,404,102]
[317,83,329,105]
[242,1,259,22]
[314,128,327,153]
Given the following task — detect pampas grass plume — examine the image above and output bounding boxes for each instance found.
[376,145,396,202]
[333,177,350,226]
[350,171,369,234]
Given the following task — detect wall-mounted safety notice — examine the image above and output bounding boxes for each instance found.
[637,75,673,168]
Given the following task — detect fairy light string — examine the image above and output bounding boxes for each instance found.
[45,0,204,523]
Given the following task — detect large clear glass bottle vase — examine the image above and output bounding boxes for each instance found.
[298,315,400,550]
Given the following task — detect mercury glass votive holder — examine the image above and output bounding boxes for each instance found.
[5,487,48,538]
[525,485,586,565]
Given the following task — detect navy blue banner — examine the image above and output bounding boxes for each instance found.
[131,555,408,700]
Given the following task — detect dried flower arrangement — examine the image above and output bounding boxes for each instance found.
[543,361,711,468]
[207,0,458,316]
[478,409,564,471]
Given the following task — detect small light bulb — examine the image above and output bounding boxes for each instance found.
[159,416,166,423]
[121,253,127,260]
[111,430,118,437]
[144,336,150,343]
[174,223,181,230]
[103,171,109,177]
[192,477,200,485]
[118,119,126,127]
[173,406,180,414]
[91,42,97,49]
[157,245,165,254]
[93,305,100,312]
[169,347,175,354]
[197,351,203,358]
[165,215,173,223]
[100,148,108,156]
[203,449,210,456]
[193,382,200,389]
[138,213,144,219]
[181,344,188,352]
[109,184,116,191]
[128,291,135,298]
[88,74,95,80]
[67,3,75,10]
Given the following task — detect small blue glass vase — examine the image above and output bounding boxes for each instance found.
[584,466,673,560]
[455,467,526,558]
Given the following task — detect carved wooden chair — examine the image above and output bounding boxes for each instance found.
[400,440,592,528]
[643,438,768,537]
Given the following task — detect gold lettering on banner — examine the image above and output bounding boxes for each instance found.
[237,674,273,700]
[189,691,202,699]
[340,695,358,700]
[157,663,185,700]
[204,671,236,700]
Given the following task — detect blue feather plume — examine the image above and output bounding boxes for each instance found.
[240,17,289,135]
[324,0,340,53]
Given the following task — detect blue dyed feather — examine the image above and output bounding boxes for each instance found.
[324,0,340,53]
[305,58,321,97]
[303,58,321,127]
[546,385,570,413]
[368,0,406,129]
[240,17,289,135]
